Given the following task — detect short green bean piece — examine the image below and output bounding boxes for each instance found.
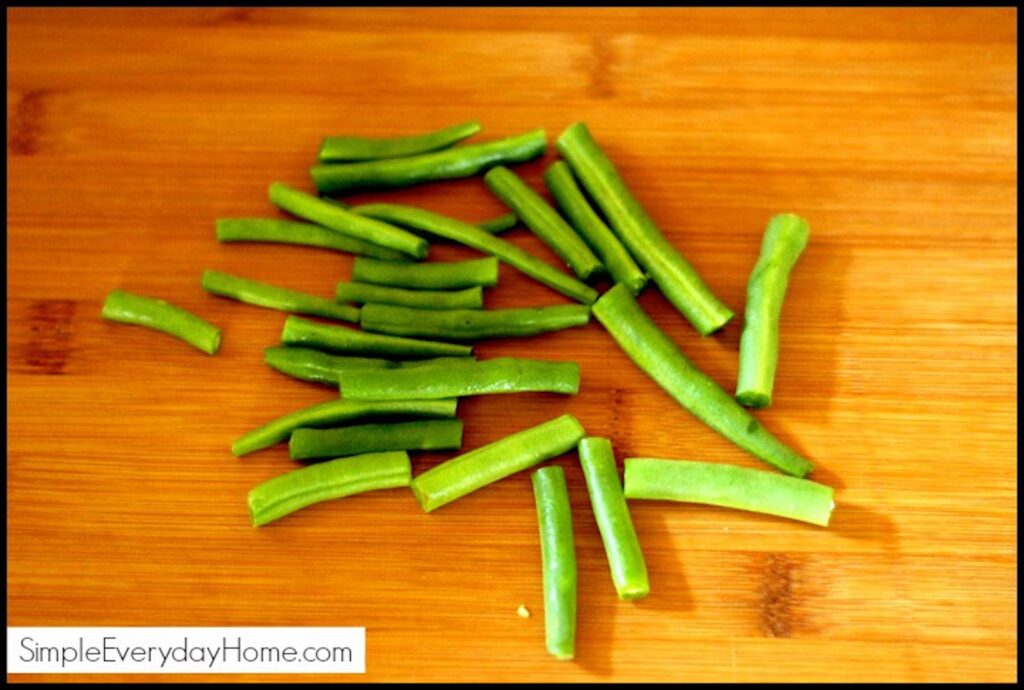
[214,218,411,262]
[578,437,649,600]
[623,459,835,527]
[477,212,519,235]
[736,213,811,409]
[336,282,484,310]
[592,285,813,477]
[410,414,586,512]
[268,182,428,259]
[264,346,474,386]
[352,256,498,290]
[101,289,221,355]
[352,204,598,305]
[532,465,577,661]
[310,129,547,194]
[289,419,464,461]
[281,316,472,358]
[484,166,604,282]
[318,120,481,162]
[544,161,648,295]
[202,270,359,323]
[249,451,412,527]
[232,398,458,457]
[338,357,580,400]
[557,122,733,335]
[360,303,591,342]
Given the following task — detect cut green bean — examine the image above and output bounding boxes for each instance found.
[557,122,733,335]
[578,437,649,601]
[268,182,428,259]
[249,451,412,526]
[351,204,598,304]
[352,256,498,290]
[360,303,591,342]
[531,465,577,661]
[214,218,411,262]
[592,284,813,477]
[339,357,580,400]
[410,414,585,512]
[290,419,464,461]
[264,346,473,386]
[477,212,518,235]
[101,289,221,355]
[233,398,458,457]
[318,121,482,162]
[336,282,484,310]
[544,161,648,295]
[311,129,547,194]
[736,213,811,409]
[623,458,835,527]
[484,166,604,282]
[281,316,472,358]
[202,269,359,323]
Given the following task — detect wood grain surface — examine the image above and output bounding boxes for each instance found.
[7,8,1017,683]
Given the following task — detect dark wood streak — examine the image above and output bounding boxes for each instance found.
[588,36,616,99]
[9,89,51,156]
[759,552,797,637]
[20,300,77,375]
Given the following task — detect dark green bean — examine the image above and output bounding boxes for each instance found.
[360,303,591,341]
[352,256,498,290]
[290,419,464,461]
[214,218,411,262]
[532,465,577,661]
[264,346,473,386]
[101,289,221,355]
[477,212,518,235]
[318,121,481,162]
[336,282,484,310]
[202,269,359,323]
[281,316,472,358]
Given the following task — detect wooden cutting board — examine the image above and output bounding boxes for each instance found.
[7,8,1016,682]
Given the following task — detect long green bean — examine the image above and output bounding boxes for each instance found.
[477,212,519,235]
[318,121,481,162]
[290,419,464,461]
[592,284,813,477]
[214,218,411,262]
[281,316,472,358]
[263,346,473,386]
[336,282,484,310]
[360,303,591,341]
[101,289,221,355]
[202,269,359,322]
[352,256,498,290]
[531,465,577,661]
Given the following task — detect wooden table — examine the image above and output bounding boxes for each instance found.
[7,8,1016,682]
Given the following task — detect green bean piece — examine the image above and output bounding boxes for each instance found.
[410,414,585,512]
[264,346,473,386]
[360,303,591,342]
[557,122,733,335]
[232,398,458,457]
[351,204,598,304]
[592,285,813,477]
[214,218,411,262]
[736,214,811,409]
[249,451,412,527]
[544,161,648,295]
[484,166,604,282]
[290,419,464,461]
[623,458,835,527]
[310,129,547,194]
[318,121,482,162]
[202,269,359,323]
[281,316,472,358]
[268,182,428,259]
[477,212,519,235]
[578,437,649,601]
[336,282,484,310]
[101,289,221,355]
[339,357,580,400]
[531,465,577,661]
[352,256,498,290]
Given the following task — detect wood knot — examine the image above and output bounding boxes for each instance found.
[9,89,52,156]
[20,299,77,375]
[759,553,797,637]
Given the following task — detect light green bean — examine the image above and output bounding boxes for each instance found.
[215,218,412,261]
[281,316,472,358]
[289,419,464,461]
[352,257,498,290]
[359,303,591,341]
[202,269,358,322]
[532,465,577,661]
[336,282,484,310]
[101,289,221,355]
[318,121,481,162]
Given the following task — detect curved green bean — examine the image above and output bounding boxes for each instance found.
[578,437,649,601]
[557,122,733,335]
[410,414,585,513]
[531,465,577,661]
[268,182,428,259]
[290,419,464,461]
[484,166,604,281]
[101,289,221,355]
[214,218,411,262]
[202,269,359,323]
[318,121,481,162]
[264,346,473,386]
[592,284,813,477]
[249,451,412,527]
[736,213,811,409]
[336,282,484,310]
[360,303,591,342]
[623,458,835,527]
[352,256,498,290]
[310,129,547,194]
[477,212,519,235]
[281,316,472,358]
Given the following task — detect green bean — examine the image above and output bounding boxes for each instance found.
[214,218,411,262]
[318,120,481,162]
[336,282,484,310]
[477,212,518,235]
[232,398,458,457]
[360,303,591,342]
[249,451,412,527]
[531,465,577,661]
[544,161,648,295]
[484,166,604,282]
[310,129,547,194]
[352,256,498,290]
[736,214,811,409]
[410,414,585,512]
[623,458,835,527]
[592,284,813,478]
[268,182,428,259]
[339,357,580,400]
[351,204,598,304]
[201,269,359,323]
[101,289,221,355]
[264,346,473,386]
[578,437,649,601]
[290,419,464,461]
[557,122,733,335]
[281,316,472,358]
